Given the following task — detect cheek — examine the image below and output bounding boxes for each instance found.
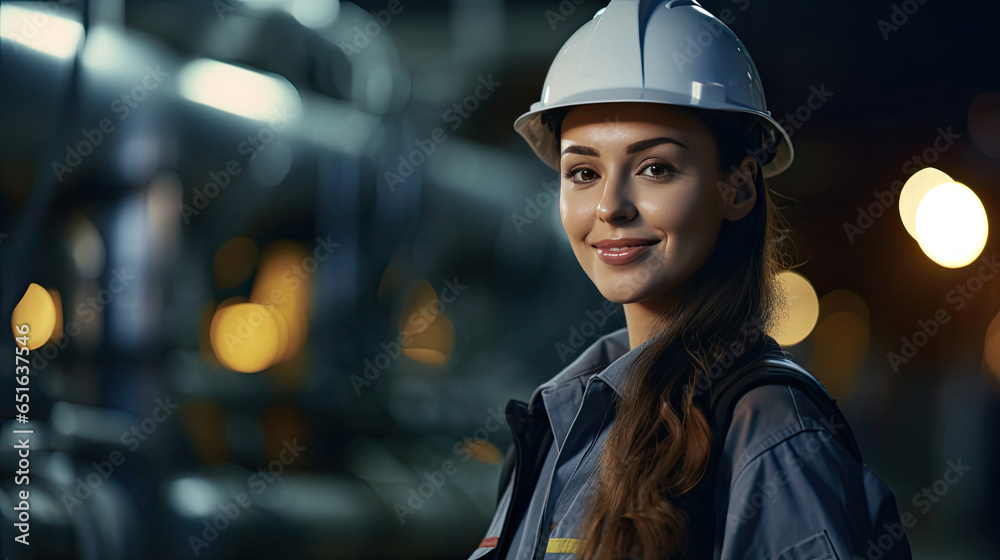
[640,199,686,232]
[559,189,589,237]
[638,188,709,234]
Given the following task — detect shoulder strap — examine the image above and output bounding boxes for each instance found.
[708,356,864,463]
[495,347,867,504]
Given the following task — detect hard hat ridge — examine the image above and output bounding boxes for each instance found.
[514,0,793,178]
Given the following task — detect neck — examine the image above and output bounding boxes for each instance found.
[623,294,677,350]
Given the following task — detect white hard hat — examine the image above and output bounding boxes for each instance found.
[514,0,793,179]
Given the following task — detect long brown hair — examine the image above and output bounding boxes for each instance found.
[556,106,791,559]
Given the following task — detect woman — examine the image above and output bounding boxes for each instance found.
[468,1,913,559]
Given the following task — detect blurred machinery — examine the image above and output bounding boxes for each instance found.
[0,1,527,558]
[1,0,999,559]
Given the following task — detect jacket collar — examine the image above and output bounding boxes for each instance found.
[526,326,659,411]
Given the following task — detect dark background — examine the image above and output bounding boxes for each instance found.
[0,0,998,557]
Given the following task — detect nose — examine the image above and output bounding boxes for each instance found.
[596,172,637,224]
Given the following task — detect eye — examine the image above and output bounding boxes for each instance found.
[563,166,600,184]
[639,162,677,180]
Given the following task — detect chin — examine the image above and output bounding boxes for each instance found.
[592,277,658,305]
[592,267,681,305]
[593,288,636,305]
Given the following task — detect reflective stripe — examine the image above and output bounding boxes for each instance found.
[467,477,514,560]
[546,538,585,553]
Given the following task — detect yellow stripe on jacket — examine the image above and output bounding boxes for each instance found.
[546,538,585,553]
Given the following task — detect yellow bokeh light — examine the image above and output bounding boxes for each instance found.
[809,308,869,400]
[198,301,221,367]
[773,271,820,347]
[899,167,953,240]
[265,304,290,368]
[398,279,440,336]
[915,182,989,268]
[47,288,64,343]
[209,303,281,373]
[459,440,504,465]
[984,311,1000,384]
[251,241,310,362]
[276,313,306,363]
[816,289,870,325]
[402,313,456,365]
[12,283,57,350]
[216,296,248,310]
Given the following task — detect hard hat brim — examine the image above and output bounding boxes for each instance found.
[513,97,794,180]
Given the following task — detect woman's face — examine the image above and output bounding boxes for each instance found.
[558,102,754,309]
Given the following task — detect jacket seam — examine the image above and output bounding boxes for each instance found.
[729,385,813,475]
[729,426,834,491]
[531,365,605,409]
[563,364,606,387]
[786,385,806,432]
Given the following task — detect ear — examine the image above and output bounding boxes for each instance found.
[722,155,759,222]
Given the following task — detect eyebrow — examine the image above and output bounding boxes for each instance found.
[560,136,689,158]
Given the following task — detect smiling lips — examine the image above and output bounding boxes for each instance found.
[591,238,659,265]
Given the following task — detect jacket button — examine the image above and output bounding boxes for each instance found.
[548,520,557,534]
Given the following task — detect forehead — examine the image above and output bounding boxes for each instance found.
[560,102,710,142]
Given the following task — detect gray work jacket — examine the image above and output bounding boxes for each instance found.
[467,326,912,559]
